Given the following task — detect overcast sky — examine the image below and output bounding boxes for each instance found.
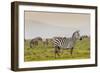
[25,11,90,39]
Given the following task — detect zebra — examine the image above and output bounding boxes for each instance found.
[43,39,49,46]
[30,37,42,48]
[53,30,81,58]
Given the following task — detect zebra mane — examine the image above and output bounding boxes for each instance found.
[72,30,79,36]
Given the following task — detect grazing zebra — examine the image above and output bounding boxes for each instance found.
[43,39,49,46]
[53,30,81,58]
[30,37,42,48]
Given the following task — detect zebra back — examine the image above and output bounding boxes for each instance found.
[53,37,74,49]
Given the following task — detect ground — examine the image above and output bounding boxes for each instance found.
[24,37,90,62]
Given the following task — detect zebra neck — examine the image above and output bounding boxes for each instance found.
[72,37,77,43]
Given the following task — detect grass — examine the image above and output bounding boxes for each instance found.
[24,38,90,62]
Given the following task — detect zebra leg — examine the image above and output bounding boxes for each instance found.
[30,43,32,48]
[55,48,58,58]
[57,46,61,56]
[55,51,60,58]
[55,50,57,58]
[55,46,60,58]
[70,47,73,55]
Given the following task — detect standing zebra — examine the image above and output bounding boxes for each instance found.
[53,30,81,58]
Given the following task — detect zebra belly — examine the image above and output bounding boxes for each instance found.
[60,41,73,49]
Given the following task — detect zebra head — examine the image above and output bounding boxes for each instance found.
[72,30,81,41]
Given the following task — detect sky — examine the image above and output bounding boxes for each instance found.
[25,11,90,39]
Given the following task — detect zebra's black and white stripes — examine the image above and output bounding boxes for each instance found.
[53,37,74,49]
[53,31,81,58]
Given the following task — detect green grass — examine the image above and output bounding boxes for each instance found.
[24,38,90,62]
